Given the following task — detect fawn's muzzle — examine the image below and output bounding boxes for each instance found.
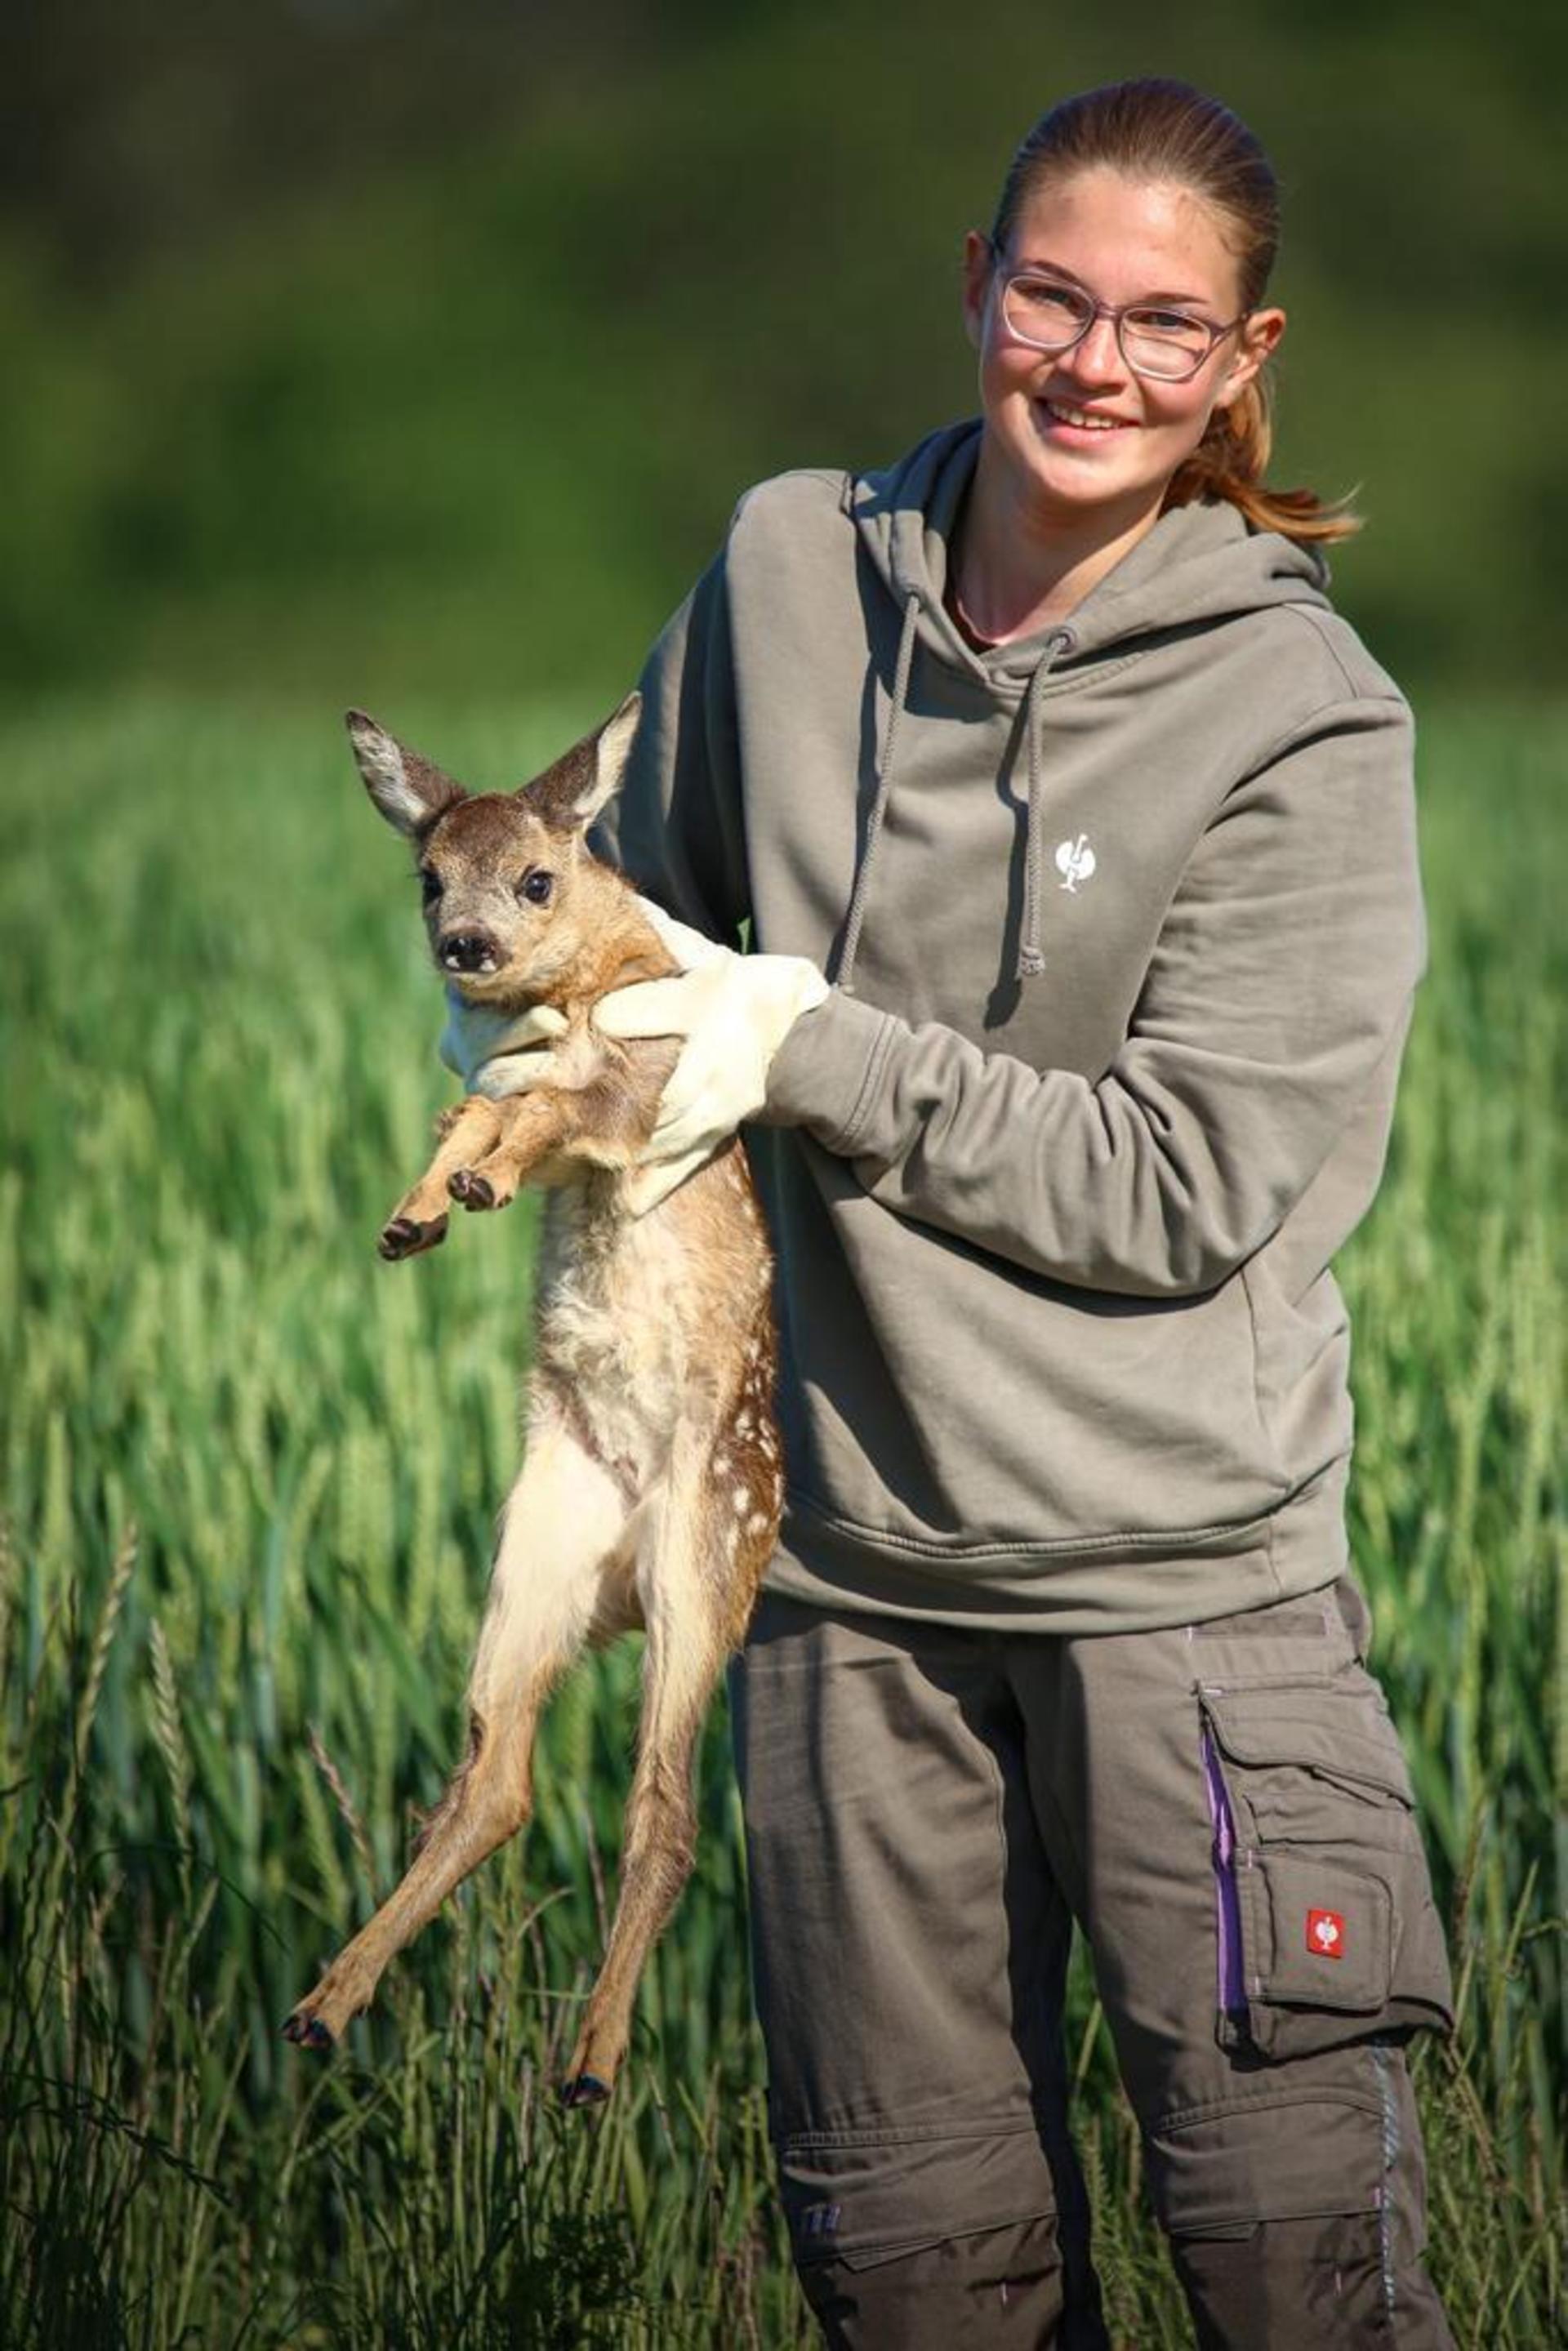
[439,928,502,975]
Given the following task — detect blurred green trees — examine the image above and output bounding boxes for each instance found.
[2,0,1561,704]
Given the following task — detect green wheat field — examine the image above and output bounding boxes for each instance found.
[1,692,1562,2348]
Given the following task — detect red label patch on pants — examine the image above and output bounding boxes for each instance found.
[1306,1907,1346,1959]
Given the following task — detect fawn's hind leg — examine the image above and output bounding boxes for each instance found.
[283,1407,638,2049]
[562,1433,773,2104]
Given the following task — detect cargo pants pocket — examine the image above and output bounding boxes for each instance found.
[777,2130,1081,2349]
[777,2125,1059,2269]
[1197,1676,1454,2059]
[794,2213,1071,2351]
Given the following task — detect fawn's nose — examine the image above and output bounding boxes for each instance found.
[439,928,501,974]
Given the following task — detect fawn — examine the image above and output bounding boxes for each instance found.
[282,696,782,2102]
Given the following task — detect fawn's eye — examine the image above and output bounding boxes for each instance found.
[518,869,554,906]
[419,869,443,905]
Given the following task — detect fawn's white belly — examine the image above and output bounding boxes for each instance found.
[532,1185,706,1484]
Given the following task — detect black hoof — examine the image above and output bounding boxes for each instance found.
[379,1213,448,1260]
[559,2073,611,2108]
[448,1169,495,1209]
[282,2011,335,2051]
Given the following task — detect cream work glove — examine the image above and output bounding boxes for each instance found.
[439,988,568,1099]
[593,902,829,1212]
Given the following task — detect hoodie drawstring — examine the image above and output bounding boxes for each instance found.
[1017,626,1074,980]
[836,597,1075,995]
[836,590,920,996]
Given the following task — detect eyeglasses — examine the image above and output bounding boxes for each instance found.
[990,248,1247,384]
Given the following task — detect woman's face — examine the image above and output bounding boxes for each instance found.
[962,168,1285,533]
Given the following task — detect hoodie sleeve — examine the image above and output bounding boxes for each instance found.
[759,694,1426,1299]
[590,550,751,943]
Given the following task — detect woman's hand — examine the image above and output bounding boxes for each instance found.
[439,991,568,1097]
[594,903,829,1212]
[441,904,828,1212]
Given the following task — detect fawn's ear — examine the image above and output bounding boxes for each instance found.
[523,691,643,833]
[346,711,466,838]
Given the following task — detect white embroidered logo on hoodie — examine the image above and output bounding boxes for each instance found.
[1055,834,1097,893]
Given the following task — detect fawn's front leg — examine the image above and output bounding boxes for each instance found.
[283,1405,639,2049]
[451,1049,679,1215]
[447,1089,583,1213]
[379,1095,504,1258]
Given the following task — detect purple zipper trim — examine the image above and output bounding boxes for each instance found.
[1200,1719,1246,2018]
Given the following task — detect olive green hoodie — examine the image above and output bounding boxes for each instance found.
[601,421,1424,1632]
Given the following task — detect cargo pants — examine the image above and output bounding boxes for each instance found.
[729,1580,1455,2349]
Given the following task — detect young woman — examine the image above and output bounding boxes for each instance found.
[459,77,1455,2349]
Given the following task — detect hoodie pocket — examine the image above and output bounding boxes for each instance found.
[1197,1678,1453,2059]
[778,1221,1303,1560]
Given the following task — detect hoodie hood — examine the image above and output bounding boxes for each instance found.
[836,421,1334,984]
[852,419,1333,683]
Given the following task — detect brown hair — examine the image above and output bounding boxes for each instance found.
[990,78,1358,545]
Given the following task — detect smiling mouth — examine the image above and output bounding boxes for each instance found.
[1037,399,1129,431]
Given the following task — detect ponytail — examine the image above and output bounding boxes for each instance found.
[1162,376,1361,545]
